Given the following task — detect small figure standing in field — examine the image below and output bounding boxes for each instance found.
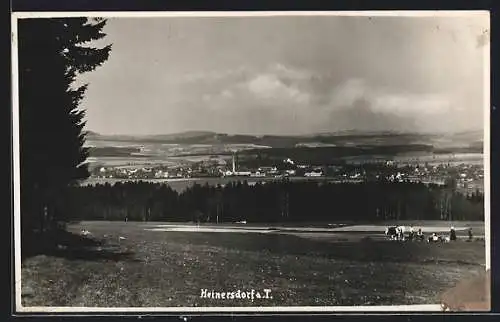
[468,227,473,241]
[397,225,405,241]
[416,228,424,241]
[408,225,414,241]
[450,226,457,241]
[125,216,128,223]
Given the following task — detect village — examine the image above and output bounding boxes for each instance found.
[89,153,484,195]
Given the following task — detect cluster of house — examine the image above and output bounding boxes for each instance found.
[92,155,325,180]
[221,156,325,178]
[94,166,188,179]
[90,154,483,193]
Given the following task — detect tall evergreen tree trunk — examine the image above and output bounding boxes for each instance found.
[18,18,111,240]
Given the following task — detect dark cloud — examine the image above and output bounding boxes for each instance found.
[325,97,418,133]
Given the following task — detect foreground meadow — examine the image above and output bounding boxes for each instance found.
[21,221,486,308]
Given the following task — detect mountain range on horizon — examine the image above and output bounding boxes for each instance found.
[84,129,483,150]
[85,128,483,140]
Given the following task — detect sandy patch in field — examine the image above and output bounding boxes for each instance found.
[144,224,473,234]
[149,224,268,230]
[145,227,276,233]
[143,226,484,241]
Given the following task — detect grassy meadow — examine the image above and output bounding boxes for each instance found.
[21,221,486,308]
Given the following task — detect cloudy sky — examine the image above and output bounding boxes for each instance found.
[77,13,489,136]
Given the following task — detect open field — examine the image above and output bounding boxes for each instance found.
[21,221,486,308]
[85,135,483,169]
[86,151,483,168]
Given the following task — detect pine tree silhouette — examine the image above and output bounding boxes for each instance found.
[18,18,111,237]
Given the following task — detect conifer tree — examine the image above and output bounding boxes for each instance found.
[18,17,112,234]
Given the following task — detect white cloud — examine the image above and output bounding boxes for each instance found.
[181,66,250,83]
[270,63,312,80]
[221,89,233,98]
[327,78,367,109]
[246,73,310,104]
[198,64,312,109]
[372,93,451,116]
[247,74,280,96]
[193,66,458,133]
[323,78,451,115]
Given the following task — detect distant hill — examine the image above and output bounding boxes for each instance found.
[146,131,217,141]
[84,130,101,138]
[85,131,217,142]
[84,130,483,150]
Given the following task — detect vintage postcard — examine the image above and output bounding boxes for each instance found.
[11,11,490,313]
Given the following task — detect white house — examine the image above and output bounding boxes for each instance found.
[234,171,252,176]
[305,171,323,177]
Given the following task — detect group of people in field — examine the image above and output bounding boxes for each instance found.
[384,225,474,242]
[385,225,424,241]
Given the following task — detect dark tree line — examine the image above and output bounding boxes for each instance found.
[66,180,484,223]
[18,18,111,237]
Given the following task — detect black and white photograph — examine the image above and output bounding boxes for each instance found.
[12,11,490,312]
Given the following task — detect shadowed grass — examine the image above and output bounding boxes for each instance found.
[22,228,135,262]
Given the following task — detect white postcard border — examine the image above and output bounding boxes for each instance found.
[11,10,490,313]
